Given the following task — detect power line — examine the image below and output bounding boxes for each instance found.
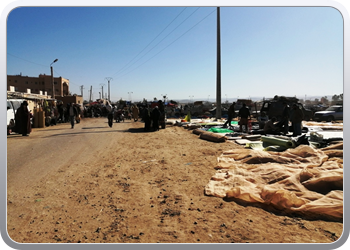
[115,8,216,80]
[7,52,47,68]
[114,7,201,78]
[112,7,188,77]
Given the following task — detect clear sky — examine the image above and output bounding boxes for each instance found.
[6,5,344,103]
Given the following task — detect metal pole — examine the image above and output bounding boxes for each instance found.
[51,66,54,98]
[100,83,105,99]
[216,7,222,120]
[80,85,84,98]
[105,77,113,102]
[50,59,58,99]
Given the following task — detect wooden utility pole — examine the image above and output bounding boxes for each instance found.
[216,7,222,119]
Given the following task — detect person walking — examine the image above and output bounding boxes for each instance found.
[131,105,139,122]
[238,103,251,133]
[15,101,32,136]
[107,104,114,128]
[68,103,78,129]
[223,102,236,127]
[57,101,65,123]
[290,103,304,136]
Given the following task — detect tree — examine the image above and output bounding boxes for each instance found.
[332,94,340,102]
[321,96,329,105]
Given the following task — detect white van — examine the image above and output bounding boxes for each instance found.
[7,99,25,134]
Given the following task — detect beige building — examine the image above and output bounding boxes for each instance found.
[7,74,70,98]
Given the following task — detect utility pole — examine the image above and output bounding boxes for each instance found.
[216,7,222,120]
[80,85,84,98]
[100,83,105,99]
[105,77,113,102]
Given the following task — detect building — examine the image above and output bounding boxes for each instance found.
[7,74,70,98]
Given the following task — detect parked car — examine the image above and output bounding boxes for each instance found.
[260,97,313,121]
[313,105,343,122]
[7,99,25,134]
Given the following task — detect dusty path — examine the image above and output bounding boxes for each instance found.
[6,117,343,244]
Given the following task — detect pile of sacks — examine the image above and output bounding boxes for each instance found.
[205,143,343,221]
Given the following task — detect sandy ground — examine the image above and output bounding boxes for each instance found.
[6,117,343,244]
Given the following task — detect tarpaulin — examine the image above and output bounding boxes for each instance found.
[205,143,343,220]
[207,127,233,133]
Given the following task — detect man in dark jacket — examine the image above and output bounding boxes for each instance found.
[67,103,78,129]
[290,104,304,136]
[238,103,251,133]
[223,102,236,128]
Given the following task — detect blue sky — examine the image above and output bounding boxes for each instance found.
[6,6,344,102]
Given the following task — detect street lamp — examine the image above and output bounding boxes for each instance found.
[50,59,58,98]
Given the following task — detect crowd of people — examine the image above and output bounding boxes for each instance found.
[105,100,166,132]
[12,98,306,138]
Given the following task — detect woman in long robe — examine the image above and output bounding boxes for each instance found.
[15,101,32,136]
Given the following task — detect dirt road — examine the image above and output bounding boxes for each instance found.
[6,117,343,244]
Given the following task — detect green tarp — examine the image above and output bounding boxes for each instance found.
[207,128,233,133]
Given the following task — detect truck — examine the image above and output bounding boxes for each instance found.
[7,99,26,134]
[260,96,313,121]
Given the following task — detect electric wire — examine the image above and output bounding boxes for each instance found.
[112,7,187,77]
[115,8,216,80]
[113,7,201,78]
[7,53,47,68]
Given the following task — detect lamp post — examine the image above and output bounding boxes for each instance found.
[50,59,58,98]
